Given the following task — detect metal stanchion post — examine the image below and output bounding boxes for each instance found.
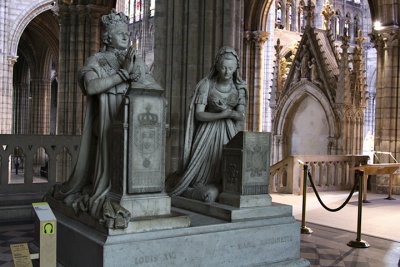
[386,174,396,200]
[347,170,370,248]
[301,164,312,234]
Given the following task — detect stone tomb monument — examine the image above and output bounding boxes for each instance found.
[55,88,308,266]
[50,10,307,266]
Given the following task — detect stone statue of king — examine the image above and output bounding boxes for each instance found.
[50,9,155,229]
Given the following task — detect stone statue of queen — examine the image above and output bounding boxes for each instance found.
[51,9,147,229]
[167,47,247,202]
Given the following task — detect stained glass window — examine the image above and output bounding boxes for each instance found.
[150,0,155,17]
[135,0,142,22]
[129,0,135,23]
[276,2,282,24]
[288,4,292,28]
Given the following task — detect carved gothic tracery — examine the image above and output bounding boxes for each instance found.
[271,0,368,160]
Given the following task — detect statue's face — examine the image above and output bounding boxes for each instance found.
[109,24,130,50]
[216,58,237,81]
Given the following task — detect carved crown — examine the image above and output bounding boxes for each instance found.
[138,106,158,126]
[101,9,129,31]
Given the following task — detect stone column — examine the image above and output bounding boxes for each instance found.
[57,4,108,135]
[12,55,30,134]
[271,134,285,164]
[371,28,400,160]
[0,0,12,133]
[364,92,376,137]
[371,0,400,191]
[12,81,30,134]
[140,0,150,64]
[247,31,269,132]
[242,31,252,89]
[0,56,17,134]
[372,27,400,159]
[263,11,276,132]
[29,78,51,134]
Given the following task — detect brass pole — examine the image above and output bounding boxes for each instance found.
[386,174,396,200]
[301,164,312,234]
[347,170,370,248]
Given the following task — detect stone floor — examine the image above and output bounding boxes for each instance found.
[272,191,400,267]
[0,192,399,266]
[272,191,400,241]
[0,222,35,267]
[301,223,400,267]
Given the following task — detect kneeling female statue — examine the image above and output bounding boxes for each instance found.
[167,46,247,202]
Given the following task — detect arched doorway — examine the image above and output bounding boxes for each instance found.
[12,9,59,134]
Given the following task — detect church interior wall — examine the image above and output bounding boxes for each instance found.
[1,0,400,219]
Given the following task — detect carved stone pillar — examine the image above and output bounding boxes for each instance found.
[247,31,269,132]
[371,28,400,160]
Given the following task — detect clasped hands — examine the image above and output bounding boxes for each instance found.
[118,46,141,82]
[221,108,245,121]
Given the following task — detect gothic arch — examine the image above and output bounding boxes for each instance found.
[244,0,274,32]
[275,81,338,141]
[8,0,57,58]
[11,5,60,135]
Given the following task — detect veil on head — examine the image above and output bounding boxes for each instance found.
[208,46,244,85]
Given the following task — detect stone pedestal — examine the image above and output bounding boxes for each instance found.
[110,84,170,218]
[109,84,190,229]
[219,131,272,208]
[56,205,309,267]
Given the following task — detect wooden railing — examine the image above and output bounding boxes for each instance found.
[270,155,370,194]
[0,135,81,195]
